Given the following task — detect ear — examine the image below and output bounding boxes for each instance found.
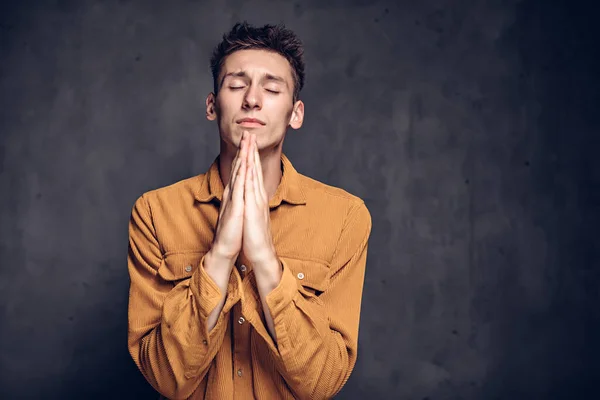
[206,92,217,121]
[288,100,304,130]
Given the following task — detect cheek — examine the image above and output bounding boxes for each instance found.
[216,94,235,114]
[217,107,236,126]
[271,101,294,123]
[280,106,294,125]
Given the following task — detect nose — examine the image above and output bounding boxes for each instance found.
[242,85,262,110]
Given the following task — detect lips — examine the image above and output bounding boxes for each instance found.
[237,118,265,125]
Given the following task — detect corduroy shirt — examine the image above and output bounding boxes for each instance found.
[127,153,372,400]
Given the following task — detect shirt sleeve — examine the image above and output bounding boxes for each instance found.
[127,194,240,399]
[242,200,372,400]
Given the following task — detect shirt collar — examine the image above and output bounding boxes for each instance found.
[194,152,307,208]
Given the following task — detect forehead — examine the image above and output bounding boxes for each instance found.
[221,49,293,82]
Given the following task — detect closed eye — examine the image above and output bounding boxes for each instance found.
[229,86,279,94]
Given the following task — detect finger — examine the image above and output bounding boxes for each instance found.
[245,144,254,201]
[222,184,230,206]
[253,136,267,201]
[250,137,261,204]
[252,145,262,205]
[228,141,242,187]
[232,136,247,206]
[229,149,244,198]
[227,155,241,192]
[229,132,247,197]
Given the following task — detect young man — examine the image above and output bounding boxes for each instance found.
[127,22,372,400]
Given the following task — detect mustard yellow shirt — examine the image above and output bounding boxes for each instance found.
[127,153,372,399]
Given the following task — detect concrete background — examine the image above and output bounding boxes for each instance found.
[1,0,598,398]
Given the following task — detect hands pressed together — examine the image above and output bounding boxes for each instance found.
[203,130,282,338]
[211,130,278,272]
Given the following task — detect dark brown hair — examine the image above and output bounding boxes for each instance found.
[210,21,305,102]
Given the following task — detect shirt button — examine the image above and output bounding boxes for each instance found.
[297,272,305,280]
[240,264,247,272]
[202,340,207,345]
[237,369,243,377]
[185,265,192,272]
[238,316,246,324]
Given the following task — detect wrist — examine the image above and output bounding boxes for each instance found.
[248,245,277,267]
[253,256,283,294]
[205,247,235,272]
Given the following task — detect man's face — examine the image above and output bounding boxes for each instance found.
[206,49,304,153]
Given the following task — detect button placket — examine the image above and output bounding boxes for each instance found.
[232,303,250,383]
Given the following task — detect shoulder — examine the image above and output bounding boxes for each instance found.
[297,173,371,228]
[131,174,204,213]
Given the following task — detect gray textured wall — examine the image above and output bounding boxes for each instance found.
[1,0,598,399]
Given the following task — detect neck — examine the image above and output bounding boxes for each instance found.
[218,141,283,202]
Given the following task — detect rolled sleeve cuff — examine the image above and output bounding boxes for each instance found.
[190,254,225,318]
[265,258,298,319]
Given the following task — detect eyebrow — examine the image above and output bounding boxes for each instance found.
[220,71,288,88]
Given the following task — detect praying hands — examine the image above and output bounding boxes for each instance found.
[206,130,282,340]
